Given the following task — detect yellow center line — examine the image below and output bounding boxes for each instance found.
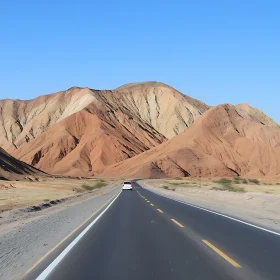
[157,209,164,213]
[202,240,241,268]
[171,218,184,228]
[150,203,154,206]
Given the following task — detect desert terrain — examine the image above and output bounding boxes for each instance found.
[1,82,280,180]
[0,82,207,176]
[0,177,116,212]
[1,81,280,279]
[101,103,280,178]
[1,81,280,212]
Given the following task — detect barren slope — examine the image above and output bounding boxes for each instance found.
[11,100,165,175]
[0,87,97,151]
[236,104,279,128]
[0,82,208,175]
[101,104,280,178]
[0,148,44,181]
[112,82,209,138]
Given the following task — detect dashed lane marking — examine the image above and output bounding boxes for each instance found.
[202,240,241,268]
[171,218,184,228]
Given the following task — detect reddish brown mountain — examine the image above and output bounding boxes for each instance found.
[1,82,279,178]
[236,104,279,128]
[0,82,208,175]
[101,104,280,178]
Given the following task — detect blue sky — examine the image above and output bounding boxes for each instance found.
[1,0,280,122]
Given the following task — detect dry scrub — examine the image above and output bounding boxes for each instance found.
[158,177,280,194]
[0,177,113,212]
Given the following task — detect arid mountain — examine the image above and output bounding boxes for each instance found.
[112,82,209,138]
[101,104,280,179]
[236,104,279,128]
[0,82,207,175]
[0,147,44,181]
[2,82,279,178]
[11,107,164,176]
[0,87,97,151]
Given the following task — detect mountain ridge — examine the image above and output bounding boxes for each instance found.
[101,103,280,178]
[0,81,279,178]
[0,82,208,175]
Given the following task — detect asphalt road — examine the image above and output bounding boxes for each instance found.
[30,182,280,280]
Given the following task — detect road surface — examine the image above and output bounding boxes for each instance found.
[26,181,280,280]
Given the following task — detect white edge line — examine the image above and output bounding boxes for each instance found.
[36,191,121,280]
[142,186,280,237]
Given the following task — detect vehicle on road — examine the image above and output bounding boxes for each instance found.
[122,181,132,191]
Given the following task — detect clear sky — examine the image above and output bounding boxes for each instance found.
[1,0,279,122]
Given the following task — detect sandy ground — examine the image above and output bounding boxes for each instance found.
[0,183,120,280]
[0,177,117,212]
[148,177,280,194]
[139,179,280,232]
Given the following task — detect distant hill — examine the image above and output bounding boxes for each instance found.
[0,82,207,176]
[101,104,280,178]
[1,82,279,178]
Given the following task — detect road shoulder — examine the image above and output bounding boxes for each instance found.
[0,184,120,280]
[139,180,280,233]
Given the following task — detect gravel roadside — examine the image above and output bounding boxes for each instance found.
[0,184,120,280]
[138,180,280,233]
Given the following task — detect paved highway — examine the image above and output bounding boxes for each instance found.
[27,182,280,280]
